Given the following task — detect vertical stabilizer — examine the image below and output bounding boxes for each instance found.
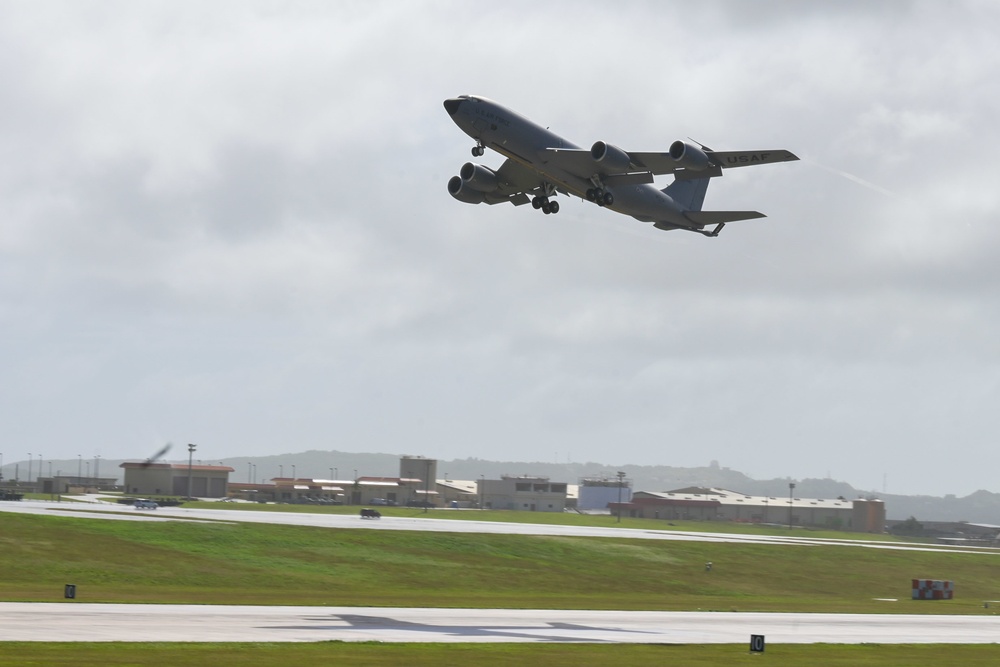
[662,177,710,212]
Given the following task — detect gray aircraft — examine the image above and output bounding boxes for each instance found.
[444,95,798,237]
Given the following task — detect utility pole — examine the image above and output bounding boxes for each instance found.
[788,482,796,530]
[424,459,432,514]
[187,443,197,500]
[616,471,626,523]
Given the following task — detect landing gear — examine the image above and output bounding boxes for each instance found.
[532,196,559,214]
[585,188,614,207]
[471,142,485,157]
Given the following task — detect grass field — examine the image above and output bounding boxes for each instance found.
[2,511,998,613]
[2,507,998,664]
[179,500,918,541]
[2,642,1000,666]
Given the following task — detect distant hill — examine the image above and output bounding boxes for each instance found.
[14,450,1000,524]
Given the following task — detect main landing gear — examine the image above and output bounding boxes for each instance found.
[585,188,614,207]
[471,142,485,157]
[532,196,559,214]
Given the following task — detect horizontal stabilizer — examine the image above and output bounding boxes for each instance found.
[684,210,765,226]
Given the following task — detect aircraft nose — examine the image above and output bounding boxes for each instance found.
[443,97,463,116]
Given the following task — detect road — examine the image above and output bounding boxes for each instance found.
[1,603,998,643]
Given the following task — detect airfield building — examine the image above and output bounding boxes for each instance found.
[611,487,885,531]
[578,476,633,510]
[479,475,568,512]
[120,462,234,498]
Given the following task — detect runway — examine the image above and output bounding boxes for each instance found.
[1,603,998,643]
[2,500,999,645]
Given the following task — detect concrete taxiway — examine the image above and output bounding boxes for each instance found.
[2,499,997,556]
[2,500,998,645]
[1,603,998,643]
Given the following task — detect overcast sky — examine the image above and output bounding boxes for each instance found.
[1,1,998,496]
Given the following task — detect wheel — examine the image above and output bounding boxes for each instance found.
[549,201,559,214]
[531,197,542,209]
[602,191,614,206]
[585,188,596,201]
[542,204,551,214]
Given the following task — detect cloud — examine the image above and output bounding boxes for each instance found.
[1,2,998,496]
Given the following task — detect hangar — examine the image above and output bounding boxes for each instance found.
[610,487,885,532]
[120,462,234,498]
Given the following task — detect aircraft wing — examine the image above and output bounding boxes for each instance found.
[628,149,798,174]
[544,147,798,178]
[481,158,537,205]
[542,148,656,183]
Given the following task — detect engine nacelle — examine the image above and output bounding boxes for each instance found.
[459,162,500,192]
[448,175,487,204]
[590,141,632,172]
[669,140,712,171]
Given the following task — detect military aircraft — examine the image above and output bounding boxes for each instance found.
[444,95,798,237]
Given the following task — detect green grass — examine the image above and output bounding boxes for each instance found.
[1,512,998,612]
[180,500,922,543]
[0,642,999,666]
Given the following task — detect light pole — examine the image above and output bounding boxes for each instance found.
[479,474,484,510]
[77,455,82,486]
[187,443,197,500]
[252,464,257,485]
[27,453,32,484]
[788,482,796,530]
[279,465,284,478]
[424,459,432,514]
[292,464,296,480]
[616,471,626,523]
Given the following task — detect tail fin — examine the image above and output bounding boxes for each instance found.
[662,176,710,212]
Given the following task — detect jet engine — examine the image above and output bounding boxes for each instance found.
[448,175,487,204]
[448,162,502,204]
[590,141,632,172]
[669,140,712,171]
[459,162,499,192]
